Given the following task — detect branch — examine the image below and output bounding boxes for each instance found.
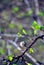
[14,35,44,64]
[21,35,44,56]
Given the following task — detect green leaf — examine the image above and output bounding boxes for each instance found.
[17,12,25,18]
[34,30,38,35]
[13,6,19,13]
[0,48,5,55]
[26,10,33,16]
[18,32,22,37]
[9,22,17,28]
[39,11,44,16]
[18,27,27,36]
[32,21,41,35]
[27,63,32,65]
[32,21,38,27]
[29,48,34,54]
[32,21,41,30]
[8,55,13,61]
[35,26,40,30]
[22,29,27,35]
[40,25,44,30]
[18,25,23,30]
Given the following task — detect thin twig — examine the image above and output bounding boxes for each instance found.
[21,35,44,56]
